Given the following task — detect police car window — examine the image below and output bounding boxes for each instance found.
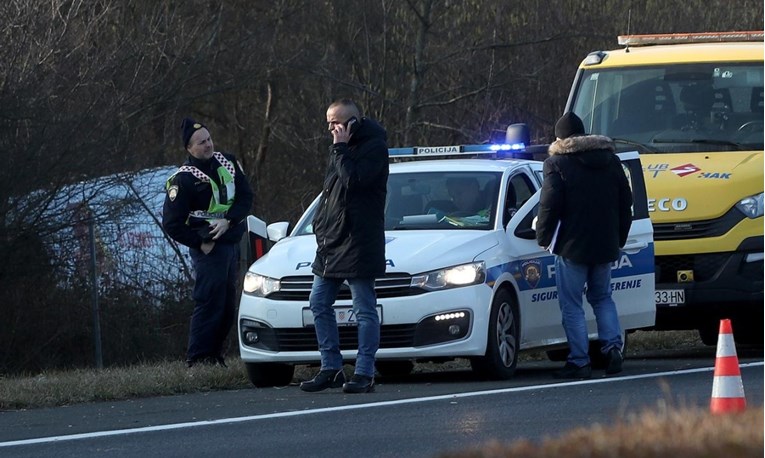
[385,171,501,230]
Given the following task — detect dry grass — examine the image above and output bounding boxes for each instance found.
[0,360,250,410]
[0,330,718,411]
[438,406,764,458]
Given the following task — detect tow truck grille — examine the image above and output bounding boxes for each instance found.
[267,274,423,300]
[652,208,743,241]
[655,253,729,282]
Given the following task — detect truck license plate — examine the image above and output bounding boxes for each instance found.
[302,306,383,326]
[655,289,685,305]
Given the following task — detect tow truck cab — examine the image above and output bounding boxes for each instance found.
[564,31,764,344]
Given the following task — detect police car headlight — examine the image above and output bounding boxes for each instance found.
[243,272,281,297]
[411,262,486,291]
[736,193,764,219]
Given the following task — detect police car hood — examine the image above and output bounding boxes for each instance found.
[642,152,762,222]
[249,231,500,278]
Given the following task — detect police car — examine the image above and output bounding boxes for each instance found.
[238,140,655,387]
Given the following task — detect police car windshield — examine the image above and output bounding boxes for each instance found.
[293,171,502,235]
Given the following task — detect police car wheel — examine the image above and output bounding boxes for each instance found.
[245,362,295,388]
[470,289,519,380]
[376,360,415,378]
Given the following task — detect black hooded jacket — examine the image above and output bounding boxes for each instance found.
[311,117,389,278]
[536,135,632,265]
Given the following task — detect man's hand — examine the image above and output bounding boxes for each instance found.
[332,119,353,144]
[208,218,230,240]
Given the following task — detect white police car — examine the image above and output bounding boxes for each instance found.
[238,144,655,387]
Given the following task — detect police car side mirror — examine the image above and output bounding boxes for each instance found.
[267,221,289,242]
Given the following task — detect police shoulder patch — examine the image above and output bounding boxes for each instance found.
[168,185,179,201]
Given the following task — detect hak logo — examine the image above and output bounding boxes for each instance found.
[670,163,701,177]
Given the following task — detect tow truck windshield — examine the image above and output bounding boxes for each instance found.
[572,62,764,153]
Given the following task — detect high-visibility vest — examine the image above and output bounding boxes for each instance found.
[167,152,237,223]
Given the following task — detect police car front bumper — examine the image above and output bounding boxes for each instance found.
[238,283,493,364]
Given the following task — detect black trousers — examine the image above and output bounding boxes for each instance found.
[187,242,239,362]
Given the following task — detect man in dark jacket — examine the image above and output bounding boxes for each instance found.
[162,118,254,368]
[536,112,633,379]
[299,99,389,394]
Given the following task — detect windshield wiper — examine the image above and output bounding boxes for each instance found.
[610,137,659,153]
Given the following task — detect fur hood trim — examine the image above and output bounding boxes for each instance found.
[548,134,615,156]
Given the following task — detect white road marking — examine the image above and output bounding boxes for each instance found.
[1,362,762,448]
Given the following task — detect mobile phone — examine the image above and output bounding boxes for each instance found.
[344,116,359,134]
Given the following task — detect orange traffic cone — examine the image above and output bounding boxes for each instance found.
[710,318,746,414]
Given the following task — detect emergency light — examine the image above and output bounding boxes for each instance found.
[617,31,764,47]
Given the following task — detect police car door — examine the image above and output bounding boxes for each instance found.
[505,151,655,347]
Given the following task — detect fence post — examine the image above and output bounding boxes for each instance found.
[88,217,104,369]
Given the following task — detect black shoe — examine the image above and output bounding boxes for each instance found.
[605,347,623,375]
[299,369,346,392]
[342,374,375,393]
[552,362,592,379]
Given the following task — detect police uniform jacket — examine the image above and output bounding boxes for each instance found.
[162,152,254,249]
[536,134,632,265]
[311,118,389,278]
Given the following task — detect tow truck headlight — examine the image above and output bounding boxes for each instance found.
[243,272,281,297]
[411,262,486,291]
[736,193,764,219]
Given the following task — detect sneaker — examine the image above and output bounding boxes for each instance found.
[552,362,592,379]
[342,374,375,393]
[299,369,346,392]
[605,348,623,375]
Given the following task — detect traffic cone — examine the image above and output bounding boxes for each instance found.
[710,318,746,414]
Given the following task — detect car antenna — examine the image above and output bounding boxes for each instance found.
[624,9,631,53]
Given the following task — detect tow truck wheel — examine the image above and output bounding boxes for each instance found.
[470,289,519,380]
[245,362,295,388]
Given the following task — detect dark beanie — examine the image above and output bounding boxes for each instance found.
[181,117,206,147]
[554,112,585,139]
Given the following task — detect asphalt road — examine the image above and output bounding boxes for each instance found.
[1,345,762,458]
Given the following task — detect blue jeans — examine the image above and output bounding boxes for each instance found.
[309,275,380,378]
[555,256,623,367]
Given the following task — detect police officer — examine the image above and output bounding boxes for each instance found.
[162,117,254,367]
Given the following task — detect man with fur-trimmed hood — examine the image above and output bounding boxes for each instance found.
[536,112,633,380]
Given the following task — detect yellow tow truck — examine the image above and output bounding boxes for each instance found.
[563,31,763,344]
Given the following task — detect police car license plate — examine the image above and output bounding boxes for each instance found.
[655,289,685,305]
[302,306,383,327]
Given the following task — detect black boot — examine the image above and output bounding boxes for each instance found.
[299,369,346,392]
[342,374,375,393]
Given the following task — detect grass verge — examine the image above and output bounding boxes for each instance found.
[438,406,764,458]
[0,330,705,410]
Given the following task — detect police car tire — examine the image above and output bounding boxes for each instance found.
[376,360,415,378]
[245,362,295,388]
[470,289,519,380]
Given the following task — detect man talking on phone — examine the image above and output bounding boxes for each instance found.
[300,99,389,394]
